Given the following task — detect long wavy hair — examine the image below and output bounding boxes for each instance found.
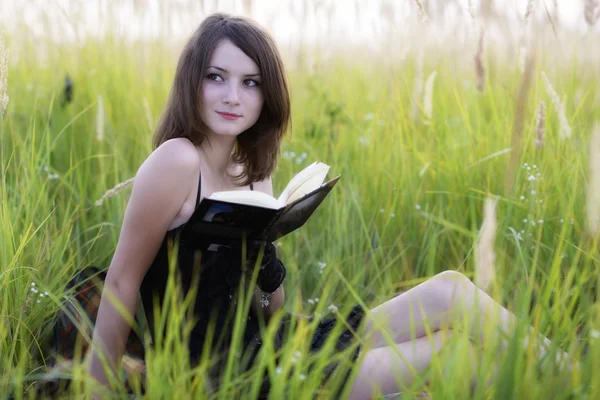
[153,13,291,185]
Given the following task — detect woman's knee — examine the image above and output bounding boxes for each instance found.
[427,270,474,305]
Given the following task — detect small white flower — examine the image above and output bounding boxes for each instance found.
[527,175,536,181]
[416,204,421,210]
[520,196,525,200]
[275,367,282,374]
[531,190,537,195]
[533,164,537,169]
[44,291,49,295]
[358,136,371,146]
[37,300,41,304]
[379,208,385,213]
[314,297,319,302]
[299,373,306,381]
[538,219,544,224]
[31,288,37,293]
[531,220,536,226]
[308,299,315,305]
[524,219,528,223]
[591,330,600,339]
[363,112,374,120]
[539,200,543,203]
[390,212,395,218]
[527,166,531,171]
[39,293,44,297]
[328,304,338,312]
[294,351,301,358]
[317,261,327,269]
[560,218,564,223]
[524,163,529,167]
[48,173,59,180]
[31,282,36,287]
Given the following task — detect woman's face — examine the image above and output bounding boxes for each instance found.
[200,39,264,139]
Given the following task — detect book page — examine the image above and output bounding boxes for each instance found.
[208,190,281,209]
[278,162,330,205]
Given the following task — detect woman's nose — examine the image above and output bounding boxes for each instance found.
[222,82,241,105]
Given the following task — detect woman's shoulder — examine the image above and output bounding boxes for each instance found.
[151,137,201,168]
[134,138,201,197]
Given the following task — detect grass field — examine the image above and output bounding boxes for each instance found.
[2,1,600,398]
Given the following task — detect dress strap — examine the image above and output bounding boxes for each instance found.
[250,183,254,191]
[195,169,202,207]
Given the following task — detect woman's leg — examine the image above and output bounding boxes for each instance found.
[347,329,484,400]
[360,271,570,368]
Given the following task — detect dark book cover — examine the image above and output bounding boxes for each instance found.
[180,175,340,245]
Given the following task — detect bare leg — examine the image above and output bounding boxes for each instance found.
[360,271,571,368]
[347,329,487,400]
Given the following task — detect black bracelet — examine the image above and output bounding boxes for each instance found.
[256,257,286,293]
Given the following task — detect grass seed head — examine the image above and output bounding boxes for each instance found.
[475,28,485,92]
[475,197,497,293]
[95,177,135,206]
[535,101,546,149]
[423,70,437,121]
[0,34,9,117]
[586,123,600,237]
[542,71,572,140]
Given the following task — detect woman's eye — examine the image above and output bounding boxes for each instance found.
[207,73,223,82]
[244,79,259,87]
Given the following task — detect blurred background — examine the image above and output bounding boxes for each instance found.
[2,0,599,65]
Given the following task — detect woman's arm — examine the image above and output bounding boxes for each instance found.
[252,285,285,323]
[88,139,200,388]
[249,177,286,322]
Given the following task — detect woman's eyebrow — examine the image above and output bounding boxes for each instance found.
[208,65,261,77]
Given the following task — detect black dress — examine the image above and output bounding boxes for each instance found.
[139,170,366,396]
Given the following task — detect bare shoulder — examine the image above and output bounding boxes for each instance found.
[148,138,201,169]
[132,138,201,210]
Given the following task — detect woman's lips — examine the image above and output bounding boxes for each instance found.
[217,111,241,120]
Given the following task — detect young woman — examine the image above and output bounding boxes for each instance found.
[88,13,574,399]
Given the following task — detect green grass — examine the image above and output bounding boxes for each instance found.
[2,20,600,400]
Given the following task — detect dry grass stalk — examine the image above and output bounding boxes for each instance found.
[95,177,135,206]
[524,0,534,22]
[0,34,9,117]
[412,0,428,23]
[467,0,475,23]
[584,0,600,28]
[541,71,572,140]
[96,95,105,141]
[535,101,546,149]
[475,197,497,293]
[505,53,535,195]
[423,70,437,122]
[518,45,527,74]
[474,29,485,92]
[586,123,600,237]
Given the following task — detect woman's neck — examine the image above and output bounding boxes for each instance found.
[198,135,237,179]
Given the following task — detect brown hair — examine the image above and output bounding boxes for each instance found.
[153,13,291,185]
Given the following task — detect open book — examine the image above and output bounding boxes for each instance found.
[181,162,340,245]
